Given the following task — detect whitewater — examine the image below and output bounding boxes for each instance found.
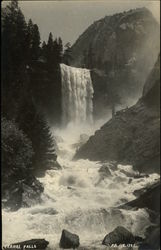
[2,122,160,249]
[2,65,159,249]
[60,64,94,126]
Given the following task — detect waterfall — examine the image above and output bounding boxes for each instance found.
[60,64,94,126]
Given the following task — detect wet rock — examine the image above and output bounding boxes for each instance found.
[98,164,112,177]
[117,198,129,205]
[120,168,149,178]
[139,225,160,250]
[114,176,127,183]
[133,186,148,197]
[30,207,58,215]
[128,178,133,184]
[119,168,138,178]
[67,186,76,190]
[102,226,136,246]
[3,239,49,250]
[108,161,118,170]
[59,229,80,249]
[120,181,160,212]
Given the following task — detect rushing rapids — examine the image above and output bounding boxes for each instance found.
[60,64,94,126]
[2,123,160,249]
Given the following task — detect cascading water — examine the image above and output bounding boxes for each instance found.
[2,123,160,249]
[1,62,159,248]
[60,64,94,126]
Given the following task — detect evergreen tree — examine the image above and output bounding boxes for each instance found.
[63,42,73,65]
[17,99,57,175]
[31,24,41,61]
[41,41,47,60]
[53,37,63,64]
[58,37,63,63]
[2,0,58,178]
[26,19,41,63]
[46,32,55,67]
[2,0,28,118]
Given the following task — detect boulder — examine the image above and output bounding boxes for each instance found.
[102,226,136,246]
[3,239,49,250]
[59,229,80,249]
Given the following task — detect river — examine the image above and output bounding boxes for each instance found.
[2,122,159,249]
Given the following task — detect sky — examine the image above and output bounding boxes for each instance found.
[2,0,160,46]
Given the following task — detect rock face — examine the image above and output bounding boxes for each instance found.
[59,229,80,249]
[74,55,160,173]
[119,180,160,250]
[139,225,160,250]
[120,181,160,213]
[102,226,137,246]
[70,8,160,119]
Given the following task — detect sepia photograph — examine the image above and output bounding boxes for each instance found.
[1,0,160,249]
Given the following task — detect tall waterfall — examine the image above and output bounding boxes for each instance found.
[60,64,94,125]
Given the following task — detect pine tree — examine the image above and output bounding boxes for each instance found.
[2,0,58,179]
[58,37,63,63]
[26,19,41,63]
[17,99,57,175]
[46,32,55,67]
[31,24,41,61]
[2,0,28,118]
[41,41,47,60]
[63,42,73,65]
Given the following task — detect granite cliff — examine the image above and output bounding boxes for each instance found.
[70,8,160,119]
[74,55,160,174]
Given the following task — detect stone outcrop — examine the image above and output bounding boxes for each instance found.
[74,55,160,174]
[120,181,160,213]
[139,225,160,250]
[59,229,80,249]
[119,180,160,250]
[102,226,141,246]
